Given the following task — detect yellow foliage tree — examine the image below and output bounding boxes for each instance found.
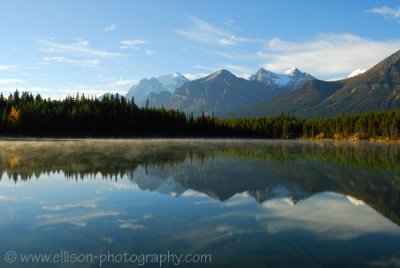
[8,107,20,126]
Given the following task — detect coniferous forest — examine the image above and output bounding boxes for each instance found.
[1,90,400,140]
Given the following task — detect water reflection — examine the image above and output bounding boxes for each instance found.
[0,139,400,267]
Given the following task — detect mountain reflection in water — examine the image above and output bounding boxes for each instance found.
[0,139,400,268]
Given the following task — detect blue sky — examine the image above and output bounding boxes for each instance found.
[1,0,400,98]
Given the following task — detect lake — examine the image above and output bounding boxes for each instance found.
[0,139,399,268]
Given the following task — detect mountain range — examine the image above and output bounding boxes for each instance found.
[122,67,314,115]
[115,49,400,118]
[168,69,279,115]
[230,49,400,118]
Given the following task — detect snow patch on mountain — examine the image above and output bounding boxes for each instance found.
[157,72,189,92]
[348,68,367,78]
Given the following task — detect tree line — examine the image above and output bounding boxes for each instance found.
[0,91,227,137]
[222,110,400,140]
[1,90,400,139]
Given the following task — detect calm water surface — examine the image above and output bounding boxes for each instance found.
[0,139,399,268]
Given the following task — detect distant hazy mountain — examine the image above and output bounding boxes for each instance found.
[146,91,172,108]
[97,93,124,101]
[168,69,276,116]
[229,49,400,118]
[125,73,188,105]
[126,78,164,104]
[249,67,314,93]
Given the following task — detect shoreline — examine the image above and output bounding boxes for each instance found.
[298,137,400,143]
[0,136,399,143]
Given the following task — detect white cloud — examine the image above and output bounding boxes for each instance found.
[39,47,58,53]
[223,64,253,78]
[120,40,147,49]
[0,79,24,85]
[0,86,48,92]
[207,50,251,61]
[112,79,137,87]
[73,38,89,46]
[181,189,208,197]
[183,73,208,80]
[204,32,400,79]
[366,6,400,19]
[176,16,261,47]
[119,222,144,230]
[144,49,154,56]
[118,219,144,230]
[43,56,100,68]
[0,64,13,71]
[37,37,122,57]
[41,200,97,211]
[257,33,400,79]
[104,24,116,32]
[35,211,119,228]
[194,65,219,72]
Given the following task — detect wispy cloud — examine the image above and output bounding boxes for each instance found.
[0,78,24,85]
[206,50,253,61]
[366,6,400,20]
[118,219,144,230]
[112,79,137,87]
[37,37,122,57]
[144,49,154,56]
[183,73,209,80]
[120,40,147,49]
[223,64,253,78]
[42,200,97,211]
[222,17,242,31]
[73,38,89,46]
[0,64,13,71]
[104,24,116,32]
[35,211,119,228]
[176,16,261,47]
[257,33,400,79]
[0,85,126,100]
[0,86,48,94]
[43,56,100,68]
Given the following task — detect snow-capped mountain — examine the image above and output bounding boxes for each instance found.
[249,67,315,91]
[123,68,314,112]
[157,72,189,92]
[125,73,189,105]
